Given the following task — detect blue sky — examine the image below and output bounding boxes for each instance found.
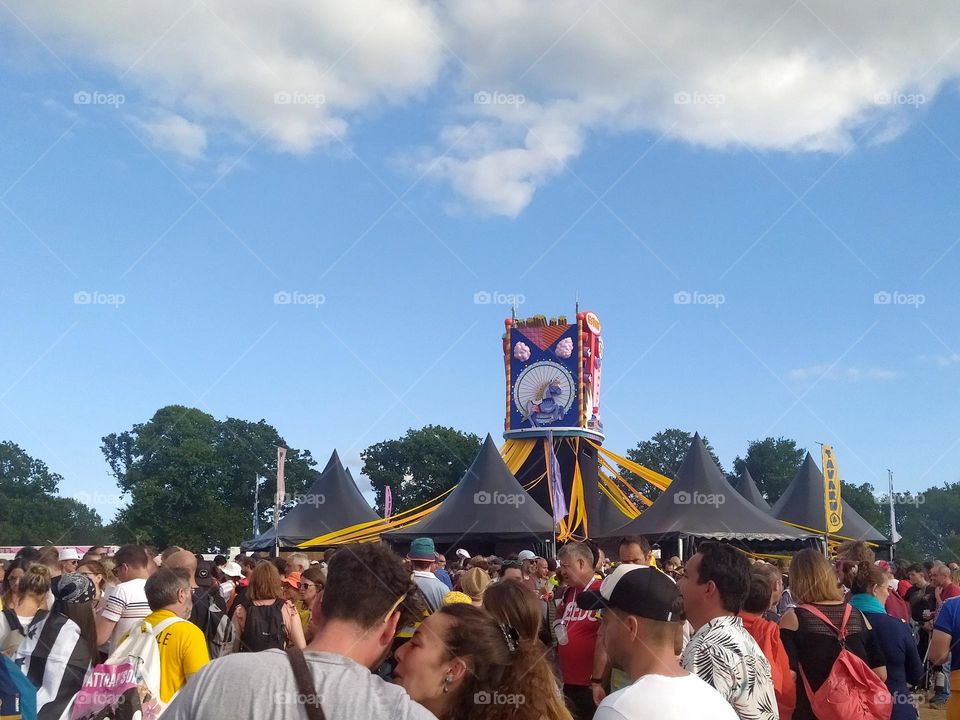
[2,3,960,523]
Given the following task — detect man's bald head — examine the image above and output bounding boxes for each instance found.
[164,550,198,587]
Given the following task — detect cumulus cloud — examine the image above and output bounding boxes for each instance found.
[788,365,899,383]
[8,0,960,213]
[10,0,445,154]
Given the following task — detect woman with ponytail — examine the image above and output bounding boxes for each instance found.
[482,579,573,720]
[0,561,49,656]
[15,570,96,720]
[849,561,923,720]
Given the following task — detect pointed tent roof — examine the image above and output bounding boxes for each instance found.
[733,468,772,512]
[384,434,555,542]
[604,434,811,541]
[241,450,380,550]
[593,491,635,537]
[771,453,887,543]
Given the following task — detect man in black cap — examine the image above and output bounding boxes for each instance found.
[578,564,737,720]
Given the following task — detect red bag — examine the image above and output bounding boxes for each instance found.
[797,604,892,720]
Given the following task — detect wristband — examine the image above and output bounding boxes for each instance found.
[590,678,603,685]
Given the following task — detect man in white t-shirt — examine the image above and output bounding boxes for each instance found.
[95,544,152,652]
[577,564,737,720]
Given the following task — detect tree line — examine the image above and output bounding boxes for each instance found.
[1,408,957,560]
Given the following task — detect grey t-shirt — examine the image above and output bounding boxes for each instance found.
[165,649,435,720]
[412,571,448,613]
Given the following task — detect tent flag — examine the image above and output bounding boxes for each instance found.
[821,444,843,534]
[253,475,260,536]
[275,447,287,537]
[546,431,567,526]
[888,470,902,544]
[385,486,393,519]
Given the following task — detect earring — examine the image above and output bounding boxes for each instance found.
[442,675,453,693]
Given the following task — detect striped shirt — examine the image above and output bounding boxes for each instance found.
[15,611,91,720]
[101,578,150,653]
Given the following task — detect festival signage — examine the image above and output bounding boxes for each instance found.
[503,311,603,440]
[821,444,843,534]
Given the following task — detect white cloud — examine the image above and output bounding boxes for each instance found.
[10,0,445,155]
[132,112,207,161]
[788,365,899,383]
[9,1,960,213]
[920,353,960,367]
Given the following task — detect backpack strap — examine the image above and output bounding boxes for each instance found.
[798,603,852,642]
[2,609,22,634]
[286,648,326,720]
[151,616,187,635]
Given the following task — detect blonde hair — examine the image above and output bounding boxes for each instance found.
[789,549,843,604]
[21,564,52,599]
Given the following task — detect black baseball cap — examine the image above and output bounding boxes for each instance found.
[577,564,683,622]
[196,560,213,588]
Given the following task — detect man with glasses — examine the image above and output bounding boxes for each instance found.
[433,553,453,590]
[96,544,152,652]
[58,548,81,575]
[557,542,605,720]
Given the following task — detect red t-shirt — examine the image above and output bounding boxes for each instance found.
[557,578,601,686]
[941,583,960,602]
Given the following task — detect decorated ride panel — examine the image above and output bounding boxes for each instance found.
[503,311,603,440]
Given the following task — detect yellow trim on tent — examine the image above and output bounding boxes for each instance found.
[598,475,641,519]
[587,441,672,491]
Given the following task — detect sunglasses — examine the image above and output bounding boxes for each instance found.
[298,581,323,591]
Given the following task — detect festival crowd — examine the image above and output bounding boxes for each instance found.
[1,537,959,720]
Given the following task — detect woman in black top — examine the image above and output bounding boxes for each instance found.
[780,549,887,720]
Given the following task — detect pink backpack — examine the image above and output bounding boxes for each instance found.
[798,604,892,720]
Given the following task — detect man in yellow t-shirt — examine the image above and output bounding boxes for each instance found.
[143,566,210,702]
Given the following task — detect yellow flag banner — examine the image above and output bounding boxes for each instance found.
[821,444,843,534]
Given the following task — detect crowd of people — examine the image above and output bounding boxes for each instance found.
[0,537,959,720]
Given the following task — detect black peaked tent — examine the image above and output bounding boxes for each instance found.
[241,450,379,551]
[601,434,812,548]
[384,434,555,550]
[593,491,635,538]
[771,453,887,544]
[733,468,772,512]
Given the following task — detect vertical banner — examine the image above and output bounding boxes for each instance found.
[888,470,902,544]
[821,444,843,534]
[545,431,568,526]
[275,447,287,534]
[384,486,393,519]
[253,474,260,536]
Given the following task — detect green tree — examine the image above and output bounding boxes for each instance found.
[732,437,805,503]
[362,425,482,515]
[0,441,106,545]
[892,483,960,562]
[618,428,723,504]
[102,405,317,551]
[840,480,883,532]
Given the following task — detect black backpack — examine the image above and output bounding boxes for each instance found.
[191,588,237,658]
[239,599,287,652]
